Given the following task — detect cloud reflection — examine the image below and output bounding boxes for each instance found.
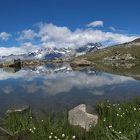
[0,65,136,96]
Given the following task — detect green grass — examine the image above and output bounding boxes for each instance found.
[78,44,140,62]
[90,99,140,140]
[0,99,140,140]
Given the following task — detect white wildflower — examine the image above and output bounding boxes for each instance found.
[29,128,34,133]
[72,136,76,139]
[109,125,112,128]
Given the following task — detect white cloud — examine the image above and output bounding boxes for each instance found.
[0,32,11,41]
[37,23,138,48]
[0,22,139,56]
[2,86,14,94]
[87,20,104,27]
[0,69,39,81]
[0,47,27,56]
[0,68,134,95]
[0,42,37,56]
[23,72,135,96]
[17,29,37,41]
[109,26,116,31]
[38,23,71,43]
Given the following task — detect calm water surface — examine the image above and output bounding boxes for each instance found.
[0,63,140,116]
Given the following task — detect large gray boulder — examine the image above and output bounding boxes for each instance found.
[68,104,98,131]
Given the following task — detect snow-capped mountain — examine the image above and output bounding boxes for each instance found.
[32,47,76,60]
[0,43,101,61]
[76,42,101,56]
[31,42,101,60]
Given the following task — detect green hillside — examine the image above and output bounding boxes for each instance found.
[79,38,140,62]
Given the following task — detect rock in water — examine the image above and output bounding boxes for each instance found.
[6,107,30,115]
[68,104,98,131]
[70,59,93,68]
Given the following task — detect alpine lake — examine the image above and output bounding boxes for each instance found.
[0,61,140,117]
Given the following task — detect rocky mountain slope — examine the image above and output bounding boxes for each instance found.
[79,38,140,62]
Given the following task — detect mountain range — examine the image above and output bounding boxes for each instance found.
[1,38,140,63]
[0,43,101,61]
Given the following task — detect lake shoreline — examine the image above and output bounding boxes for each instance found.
[0,98,140,140]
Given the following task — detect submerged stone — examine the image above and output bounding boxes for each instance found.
[6,107,30,115]
[68,104,98,131]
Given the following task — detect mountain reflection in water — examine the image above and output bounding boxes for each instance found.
[0,63,140,117]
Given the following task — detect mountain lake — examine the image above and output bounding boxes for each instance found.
[0,62,140,117]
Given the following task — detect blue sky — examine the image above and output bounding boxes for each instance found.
[0,0,140,33]
[0,0,140,55]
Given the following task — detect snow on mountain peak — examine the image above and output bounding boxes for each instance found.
[0,43,102,61]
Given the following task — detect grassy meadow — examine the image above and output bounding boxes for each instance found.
[0,99,140,140]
